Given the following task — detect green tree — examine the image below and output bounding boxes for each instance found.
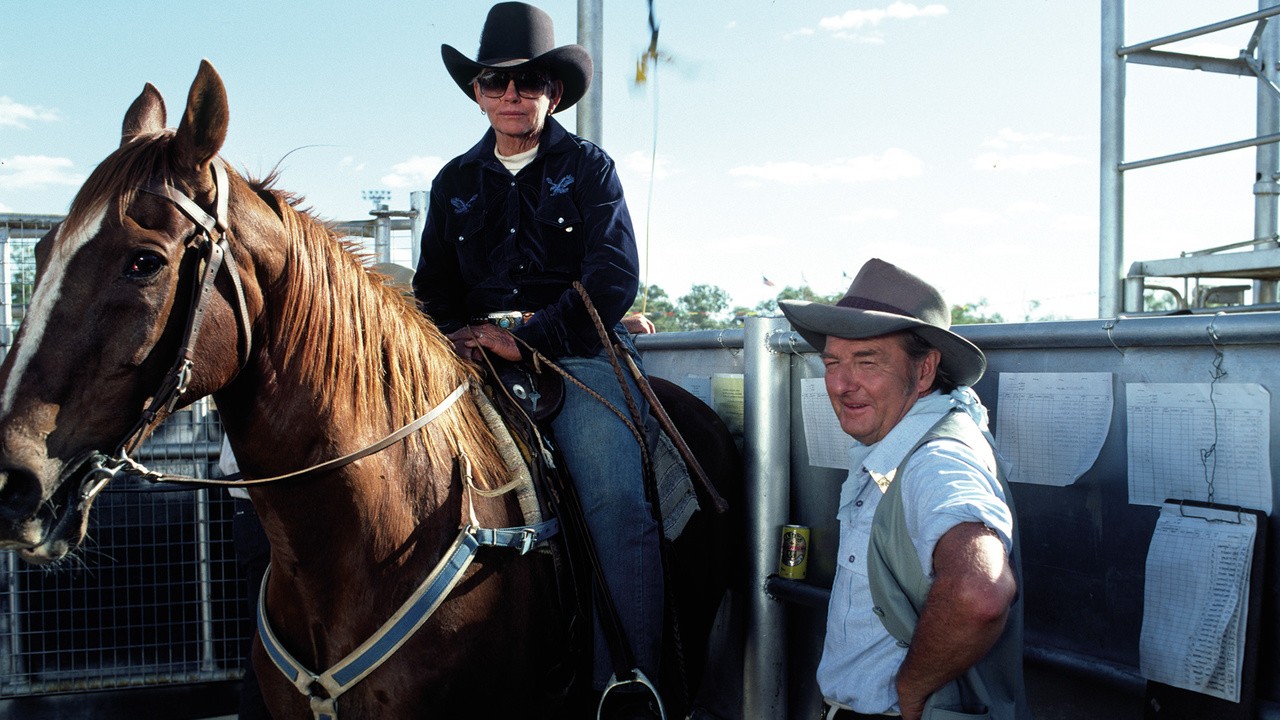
[629,284,681,332]
[753,284,843,316]
[677,284,732,330]
[951,298,1004,325]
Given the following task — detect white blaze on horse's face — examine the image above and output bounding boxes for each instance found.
[0,204,107,416]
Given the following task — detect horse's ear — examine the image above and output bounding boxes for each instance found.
[173,59,229,172]
[121,83,166,146]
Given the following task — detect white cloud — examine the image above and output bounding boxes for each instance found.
[784,27,815,41]
[0,155,84,190]
[0,97,60,129]
[339,155,367,172]
[619,150,677,183]
[981,127,1075,150]
[972,151,1084,172]
[381,156,447,188]
[730,147,923,184]
[942,207,1005,226]
[819,3,948,31]
[835,207,900,224]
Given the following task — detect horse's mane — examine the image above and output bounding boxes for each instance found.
[67,133,507,486]
[261,180,506,480]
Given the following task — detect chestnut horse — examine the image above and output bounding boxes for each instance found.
[0,61,738,718]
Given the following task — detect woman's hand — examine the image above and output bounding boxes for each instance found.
[447,325,522,362]
[622,312,656,334]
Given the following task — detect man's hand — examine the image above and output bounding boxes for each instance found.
[446,325,521,362]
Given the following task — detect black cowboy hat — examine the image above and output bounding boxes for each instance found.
[779,258,987,386]
[442,2,593,114]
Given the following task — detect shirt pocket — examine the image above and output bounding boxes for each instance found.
[441,206,488,282]
[831,498,872,644]
[529,195,585,273]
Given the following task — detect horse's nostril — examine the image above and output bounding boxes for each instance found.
[0,466,44,523]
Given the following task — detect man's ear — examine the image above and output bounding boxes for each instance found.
[916,348,942,394]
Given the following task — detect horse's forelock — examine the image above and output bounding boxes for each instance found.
[65,132,177,237]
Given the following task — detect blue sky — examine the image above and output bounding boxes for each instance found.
[0,2,1268,320]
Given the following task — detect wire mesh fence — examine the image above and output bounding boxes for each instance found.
[0,215,252,697]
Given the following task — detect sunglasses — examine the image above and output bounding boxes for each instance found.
[475,70,552,99]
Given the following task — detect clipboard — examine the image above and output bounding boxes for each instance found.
[1143,498,1268,720]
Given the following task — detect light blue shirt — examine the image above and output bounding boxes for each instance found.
[816,389,1014,714]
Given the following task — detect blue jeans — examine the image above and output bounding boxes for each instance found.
[551,337,663,690]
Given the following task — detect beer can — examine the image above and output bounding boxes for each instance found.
[778,524,810,580]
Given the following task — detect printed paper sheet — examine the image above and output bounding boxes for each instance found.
[1126,383,1272,511]
[995,372,1112,486]
[1140,502,1257,702]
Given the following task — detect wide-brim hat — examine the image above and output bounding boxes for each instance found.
[442,2,592,114]
[779,258,986,386]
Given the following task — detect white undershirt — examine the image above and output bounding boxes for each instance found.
[496,144,538,174]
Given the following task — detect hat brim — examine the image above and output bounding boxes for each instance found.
[779,300,986,386]
[441,43,591,114]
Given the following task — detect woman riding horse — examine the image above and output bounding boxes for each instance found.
[415,4,664,716]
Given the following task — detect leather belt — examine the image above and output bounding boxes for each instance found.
[472,310,535,330]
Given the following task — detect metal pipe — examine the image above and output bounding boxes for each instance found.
[1100,0,1126,318]
[955,310,1280,349]
[1119,131,1280,171]
[1256,0,1280,304]
[1118,4,1280,55]
[0,227,12,352]
[576,0,604,144]
[195,488,216,673]
[410,190,428,270]
[632,328,745,352]
[742,316,791,718]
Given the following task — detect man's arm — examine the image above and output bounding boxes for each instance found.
[895,521,1016,720]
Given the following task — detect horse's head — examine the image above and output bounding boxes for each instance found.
[0,61,261,564]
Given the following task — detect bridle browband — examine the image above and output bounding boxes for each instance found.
[74,159,463,502]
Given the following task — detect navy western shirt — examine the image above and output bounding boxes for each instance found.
[412,116,639,359]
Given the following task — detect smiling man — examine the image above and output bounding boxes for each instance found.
[780,259,1031,720]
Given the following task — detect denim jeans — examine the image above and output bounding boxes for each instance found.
[551,335,663,689]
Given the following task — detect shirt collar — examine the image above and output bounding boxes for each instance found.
[846,391,955,481]
[459,115,578,167]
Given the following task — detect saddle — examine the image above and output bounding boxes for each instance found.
[489,357,565,424]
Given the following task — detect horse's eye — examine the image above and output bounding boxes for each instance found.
[123,251,166,279]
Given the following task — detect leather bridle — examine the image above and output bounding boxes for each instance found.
[72,160,461,504]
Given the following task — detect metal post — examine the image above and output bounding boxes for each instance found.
[0,227,11,352]
[374,212,392,266]
[195,488,216,673]
[1100,0,1126,317]
[1255,0,1280,304]
[576,0,604,144]
[410,190,428,270]
[743,316,791,718]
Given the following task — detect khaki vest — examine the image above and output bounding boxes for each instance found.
[867,411,1033,720]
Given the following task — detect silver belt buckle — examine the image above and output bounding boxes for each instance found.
[486,311,526,330]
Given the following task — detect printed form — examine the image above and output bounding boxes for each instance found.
[1140,502,1257,702]
[1126,383,1272,511]
[995,372,1112,486]
[800,377,853,469]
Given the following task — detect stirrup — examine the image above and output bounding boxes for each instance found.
[597,668,667,720]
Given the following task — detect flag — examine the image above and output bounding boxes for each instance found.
[762,275,776,287]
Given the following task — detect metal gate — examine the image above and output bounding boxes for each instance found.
[0,215,250,697]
